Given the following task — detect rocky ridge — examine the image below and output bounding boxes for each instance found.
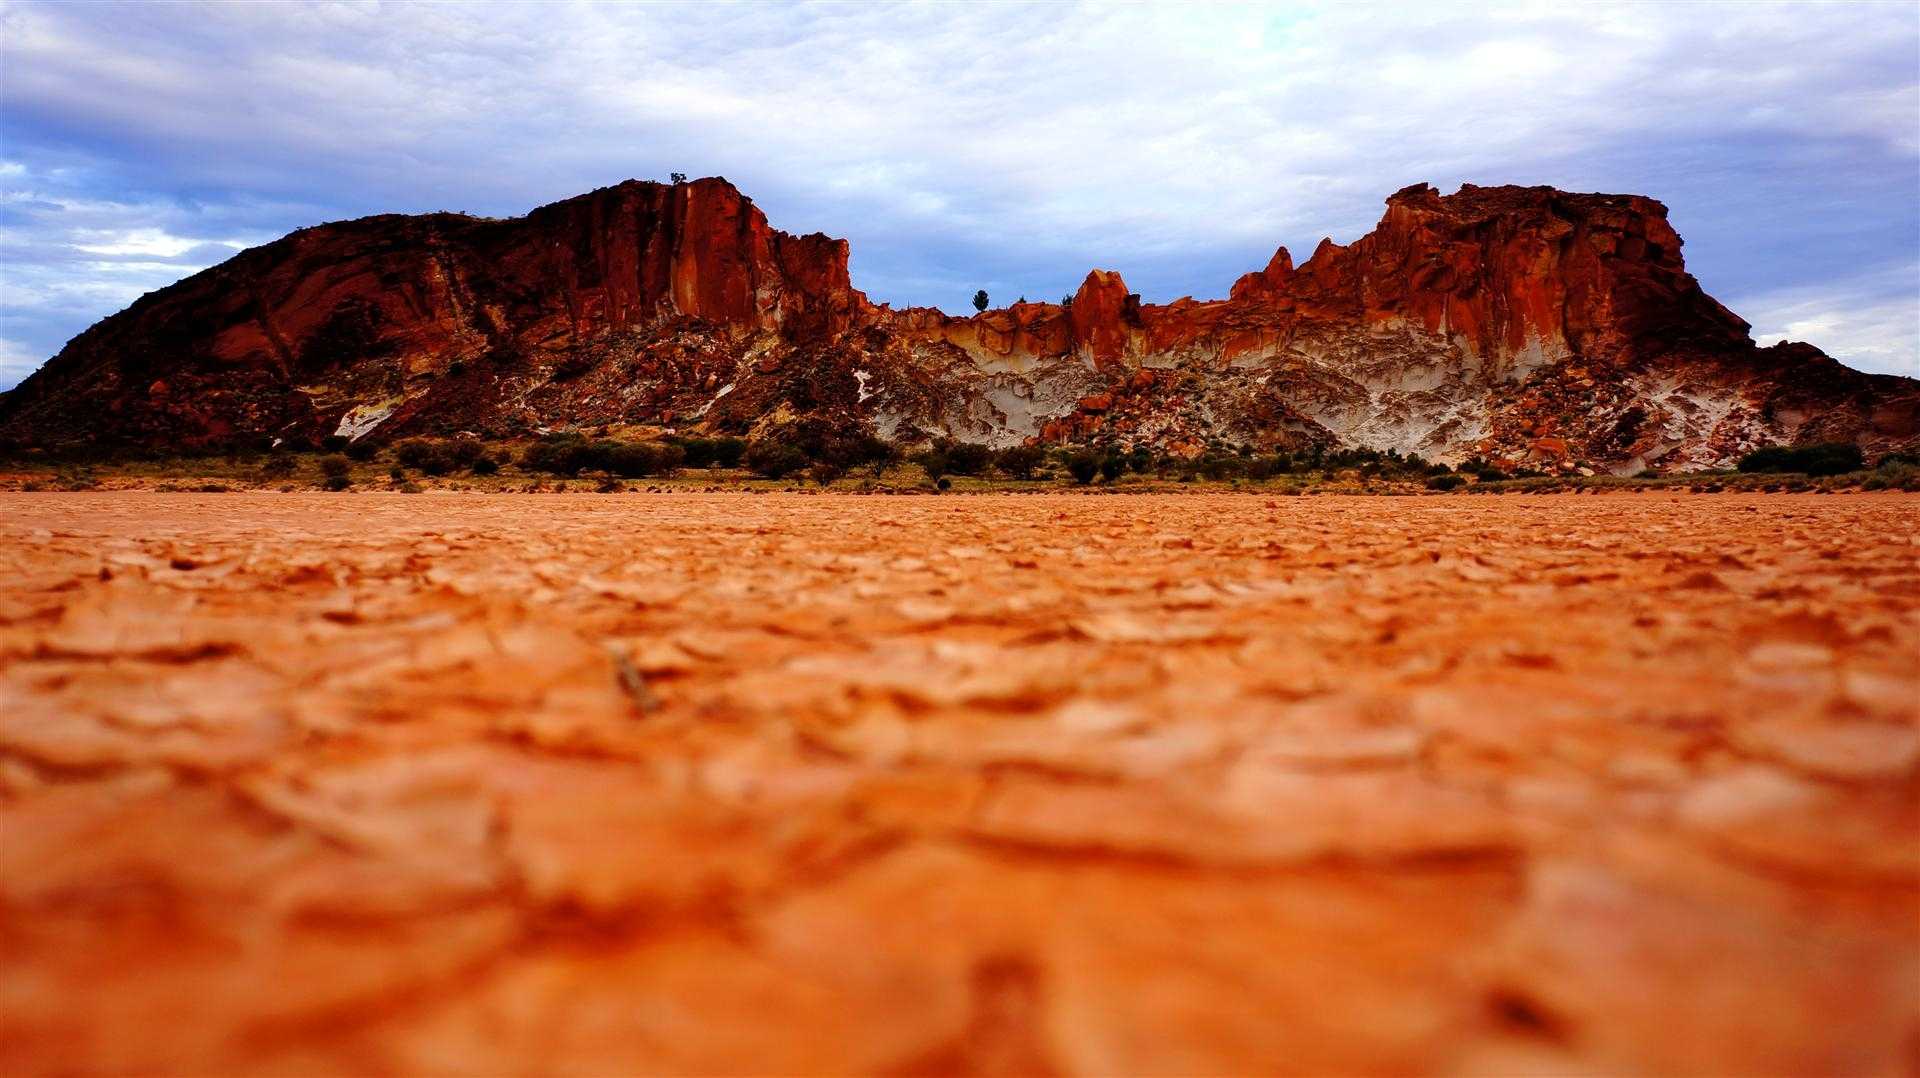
[2,177,1913,470]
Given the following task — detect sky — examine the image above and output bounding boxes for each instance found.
[1,0,1916,390]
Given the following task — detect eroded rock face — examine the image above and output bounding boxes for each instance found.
[2,178,1913,467]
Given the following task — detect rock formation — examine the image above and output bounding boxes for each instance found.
[3,177,1913,470]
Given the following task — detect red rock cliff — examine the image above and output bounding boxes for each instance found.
[1,178,1911,467]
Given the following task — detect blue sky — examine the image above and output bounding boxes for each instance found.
[2,0,1916,389]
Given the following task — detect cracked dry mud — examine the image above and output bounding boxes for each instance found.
[1,492,1916,1076]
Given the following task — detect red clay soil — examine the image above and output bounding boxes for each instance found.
[2,492,1916,1075]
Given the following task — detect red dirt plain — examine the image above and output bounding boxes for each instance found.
[2,491,1916,1075]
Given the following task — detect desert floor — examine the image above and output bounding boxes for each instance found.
[2,492,1916,1075]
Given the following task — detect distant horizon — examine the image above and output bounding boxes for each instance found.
[3,0,1916,388]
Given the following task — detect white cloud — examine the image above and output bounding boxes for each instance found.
[0,336,42,389]
[71,227,237,258]
[1737,262,1920,378]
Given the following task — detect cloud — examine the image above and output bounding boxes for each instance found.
[1737,261,1920,378]
[1,0,1915,387]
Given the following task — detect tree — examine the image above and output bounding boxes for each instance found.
[972,290,989,313]
[670,172,688,184]
[916,447,949,484]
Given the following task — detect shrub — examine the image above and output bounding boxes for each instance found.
[1066,451,1100,485]
[388,466,405,481]
[809,460,847,486]
[447,437,486,468]
[1737,442,1864,477]
[677,436,752,470]
[1425,473,1466,491]
[1867,461,1920,491]
[995,444,1046,479]
[471,456,500,476]
[595,440,681,478]
[520,433,589,475]
[941,441,993,476]
[318,454,351,480]
[1197,454,1243,480]
[745,439,808,479]
[260,453,298,479]
[343,438,380,461]
[1099,454,1125,482]
[1245,456,1284,480]
[320,434,349,452]
[322,474,351,491]
[916,448,949,483]
[396,439,458,476]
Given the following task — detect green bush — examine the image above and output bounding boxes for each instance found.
[447,437,486,468]
[396,439,458,476]
[322,474,351,491]
[1099,455,1125,482]
[943,441,993,476]
[1737,442,1864,476]
[317,454,351,479]
[1197,454,1243,480]
[673,435,752,470]
[343,438,380,461]
[1425,473,1466,491]
[744,440,808,479]
[471,456,500,476]
[1866,461,1920,491]
[519,434,681,477]
[520,433,588,475]
[1245,455,1289,480]
[595,440,682,478]
[995,444,1046,479]
[1066,451,1100,485]
[678,438,718,468]
[916,447,949,483]
[260,453,298,479]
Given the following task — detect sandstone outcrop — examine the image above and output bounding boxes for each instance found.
[3,177,1913,469]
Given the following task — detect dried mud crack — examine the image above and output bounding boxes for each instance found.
[1,492,1916,1075]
